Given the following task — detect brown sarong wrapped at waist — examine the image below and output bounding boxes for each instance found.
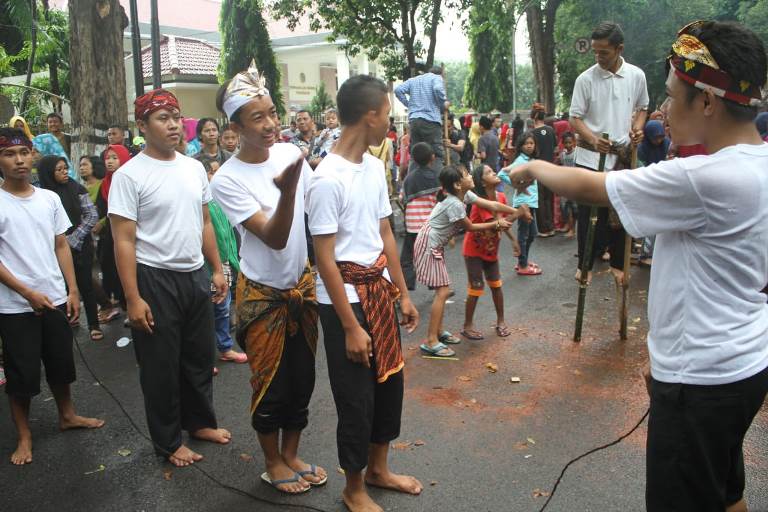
[337,253,404,383]
[577,137,633,169]
[236,266,318,415]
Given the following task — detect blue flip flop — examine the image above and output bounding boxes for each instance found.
[260,472,310,494]
[438,331,462,344]
[419,342,456,357]
[297,464,328,486]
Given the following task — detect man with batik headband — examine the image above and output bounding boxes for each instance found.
[569,21,649,285]
[505,20,768,512]
[109,89,232,467]
[210,61,327,494]
[307,75,421,512]
[0,128,104,466]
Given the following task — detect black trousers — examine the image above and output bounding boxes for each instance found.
[132,264,217,455]
[252,328,316,434]
[400,232,417,290]
[646,366,768,511]
[72,240,99,330]
[536,183,555,234]
[409,118,444,173]
[319,303,404,473]
[0,305,76,397]
[575,165,625,271]
[98,228,124,307]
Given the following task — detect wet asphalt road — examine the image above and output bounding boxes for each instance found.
[2,215,767,512]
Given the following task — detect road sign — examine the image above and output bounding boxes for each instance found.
[575,38,590,54]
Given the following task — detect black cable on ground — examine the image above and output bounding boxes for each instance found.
[538,407,650,512]
[68,316,332,512]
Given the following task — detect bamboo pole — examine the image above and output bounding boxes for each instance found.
[574,132,609,343]
[618,147,638,340]
[443,109,451,165]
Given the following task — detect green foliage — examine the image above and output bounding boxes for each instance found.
[464,0,515,112]
[554,0,717,109]
[308,82,335,117]
[738,0,768,44]
[443,61,470,107]
[514,64,537,112]
[219,0,285,115]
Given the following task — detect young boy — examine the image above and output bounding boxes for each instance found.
[0,128,104,465]
[476,115,499,171]
[307,75,422,512]
[506,20,768,512]
[558,132,577,237]
[401,142,439,290]
[219,124,239,153]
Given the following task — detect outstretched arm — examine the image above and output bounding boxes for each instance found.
[506,161,609,206]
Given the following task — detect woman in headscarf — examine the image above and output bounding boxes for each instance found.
[93,144,131,323]
[638,120,670,166]
[9,115,34,140]
[755,112,768,142]
[37,155,103,340]
[32,133,74,179]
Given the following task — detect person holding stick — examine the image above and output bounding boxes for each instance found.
[506,20,768,512]
[569,21,648,285]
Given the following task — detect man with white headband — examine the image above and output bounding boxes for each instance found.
[210,61,327,494]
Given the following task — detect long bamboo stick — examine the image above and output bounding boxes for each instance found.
[619,147,638,340]
[574,132,609,343]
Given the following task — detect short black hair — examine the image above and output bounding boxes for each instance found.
[196,117,219,138]
[515,130,538,158]
[428,66,443,75]
[79,155,107,180]
[296,109,311,117]
[0,127,31,146]
[108,124,123,131]
[561,131,575,141]
[681,21,767,122]
[215,80,243,124]
[592,21,624,47]
[437,164,465,201]
[336,74,389,126]
[221,123,236,133]
[479,116,492,130]
[47,112,63,122]
[411,142,434,166]
[531,110,546,121]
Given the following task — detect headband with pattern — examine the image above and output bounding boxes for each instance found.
[223,60,270,120]
[0,133,32,149]
[668,21,762,107]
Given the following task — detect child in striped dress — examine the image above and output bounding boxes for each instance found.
[414,165,531,357]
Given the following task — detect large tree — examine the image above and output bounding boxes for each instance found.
[219,0,285,115]
[68,0,128,161]
[464,0,515,112]
[271,0,462,80]
[525,0,561,114]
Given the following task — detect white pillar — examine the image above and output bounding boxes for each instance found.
[360,54,370,76]
[336,49,350,87]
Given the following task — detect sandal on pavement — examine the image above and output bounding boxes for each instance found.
[460,329,484,340]
[419,342,456,357]
[98,308,120,323]
[438,331,461,344]
[495,325,511,337]
[219,350,248,363]
[297,464,328,486]
[90,329,104,341]
[260,472,311,494]
[517,265,542,276]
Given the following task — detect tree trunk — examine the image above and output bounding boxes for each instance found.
[68,0,128,163]
[41,0,62,113]
[19,0,37,115]
[425,0,441,69]
[525,0,560,113]
[401,2,417,78]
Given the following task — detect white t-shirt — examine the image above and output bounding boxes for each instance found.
[569,58,649,171]
[210,143,312,289]
[307,152,393,304]
[605,143,768,385]
[108,152,211,272]
[0,188,71,313]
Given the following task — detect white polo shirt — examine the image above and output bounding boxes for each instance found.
[605,143,768,385]
[569,58,649,170]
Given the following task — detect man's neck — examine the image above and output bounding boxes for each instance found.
[1,178,34,196]
[299,131,313,142]
[143,143,177,161]
[534,120,544,128]
[237,144,270,165]
[701,118,764,154]
[605,56,623,74]
[332,126,370,164]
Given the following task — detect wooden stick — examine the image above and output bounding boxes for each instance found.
[574,132,609,343]
[443,109,451,165]
[619,147,638,340]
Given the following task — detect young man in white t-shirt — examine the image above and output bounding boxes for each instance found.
[209,64,327,494]
[109,90,231,468]
[0,128,104,466]
[307,75,422,512]
[506,21,768,512]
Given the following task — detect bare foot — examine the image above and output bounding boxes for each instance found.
[343,488,384,512]
[10,437,32,465]
[169,445,203,467]
[285,456,328,485]
[263,460,310,493]
[610,267,625,286]
[574,269,592,285]
[365,470,423,495]
[190,427,231,444]
[59,415,105,431]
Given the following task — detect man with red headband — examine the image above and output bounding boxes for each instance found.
[506,20,768,512]
[0,128,104,466]
[109,89,232,467]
